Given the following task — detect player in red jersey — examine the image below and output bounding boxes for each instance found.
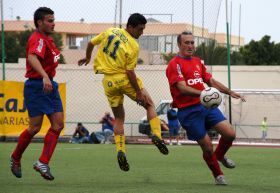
[166,31,246,185]
[10,7,63,181]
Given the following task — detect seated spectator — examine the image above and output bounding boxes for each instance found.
[99,112,115,144]
[89,131,105,144]
[70,123,90,144]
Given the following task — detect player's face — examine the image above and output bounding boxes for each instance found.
[39,14,55,35]
[129,24,145,39]
[178,34,195,57]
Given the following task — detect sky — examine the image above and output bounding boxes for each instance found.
[3,0,280,44]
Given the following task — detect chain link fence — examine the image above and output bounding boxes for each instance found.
[2,0,280,141]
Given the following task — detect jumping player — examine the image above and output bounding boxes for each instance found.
[166,31,245,185]
[10,7,63,181]
[78,13,168,172]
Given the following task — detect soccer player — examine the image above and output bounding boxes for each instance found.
[78,13,168,171]
[10,7,63,181]
[166,31,246,185]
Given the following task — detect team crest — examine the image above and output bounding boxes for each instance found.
[108,81,113,87]
[194,71,200,78]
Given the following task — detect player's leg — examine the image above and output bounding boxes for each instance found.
[111,105,129,171]
[33,111,64,180]
[213,120,236,168]
[124,78,168,155]
[178,106,225,185]
[102,75,129,171]
[10,115,44,178]
[138,89,169,154]
[197,135,224,180]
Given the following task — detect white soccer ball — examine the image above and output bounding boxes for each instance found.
[200,87,222,108]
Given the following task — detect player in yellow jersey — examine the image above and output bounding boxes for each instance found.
[78,13,168,171]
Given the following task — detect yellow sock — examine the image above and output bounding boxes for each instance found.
[150,117,162,139]
[114,134,126,153]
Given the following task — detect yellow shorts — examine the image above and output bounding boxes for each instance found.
[102,74,144,107]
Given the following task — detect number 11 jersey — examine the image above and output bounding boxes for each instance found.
[91,27,139,74]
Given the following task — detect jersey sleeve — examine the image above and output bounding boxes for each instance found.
[28,36,46,59]
[201,60,212,83]
[91,31,107,45]
[166,59,185,86]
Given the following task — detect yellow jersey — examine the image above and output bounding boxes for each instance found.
[91,27,139,74]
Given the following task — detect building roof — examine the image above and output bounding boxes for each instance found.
[4,20,244,45]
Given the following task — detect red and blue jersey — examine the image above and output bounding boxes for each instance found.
[25,30,60,79]
[166,55,212,109]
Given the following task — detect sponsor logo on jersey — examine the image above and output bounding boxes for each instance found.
[36,39,44,53]
[187,78,203,85]
[187,71,203,85]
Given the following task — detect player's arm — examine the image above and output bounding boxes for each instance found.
[78,42,95,66]
[27,54,53,92]
[176,81,201,96]
[208,78,246,101]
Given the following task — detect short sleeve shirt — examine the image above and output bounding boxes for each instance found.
[25,30,60,79]
[166,55,212,108]
[91,28,139,74]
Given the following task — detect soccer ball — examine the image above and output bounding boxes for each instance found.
[200,87,222,108]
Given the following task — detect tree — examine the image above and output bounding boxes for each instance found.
[161,41,228,65]
[240,35,279,65]
[0,30,65,63]
[195,41,227,66]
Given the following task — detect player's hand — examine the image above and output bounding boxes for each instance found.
[136,91,147,107]
[43,77,53,93]
[78,58,90,66]
[229,91,246,102]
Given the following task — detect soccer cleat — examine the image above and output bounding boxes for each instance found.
[215,175,227,185]
[117,151,129,172]
[151,135,169,155]
[10,156,22,178]
[33,161,54,181]
[219,157,236,169]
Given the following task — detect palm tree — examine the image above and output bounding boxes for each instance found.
[195,41,227,66]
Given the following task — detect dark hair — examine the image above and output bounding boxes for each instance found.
[34,7,54,28]
[77,122,82,126]
[127,13,147,28]
[177,31,193,44]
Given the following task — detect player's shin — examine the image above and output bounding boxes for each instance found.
[203,152,223,177]
[39,128,61,164]
[12,129,34,161]
[149,117,162,139]
[215,137,233,161]
[114,134,126,153]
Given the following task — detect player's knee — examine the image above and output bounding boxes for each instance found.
[203,147,214,156]
[53,122,64,132]
[28,127,40,136]
[223,130,236,141]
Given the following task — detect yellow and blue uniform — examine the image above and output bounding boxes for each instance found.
[91,27,143,107]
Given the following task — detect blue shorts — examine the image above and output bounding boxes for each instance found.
[168,121,180,136]
[24,79,63,117]
[177,104,226,141]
